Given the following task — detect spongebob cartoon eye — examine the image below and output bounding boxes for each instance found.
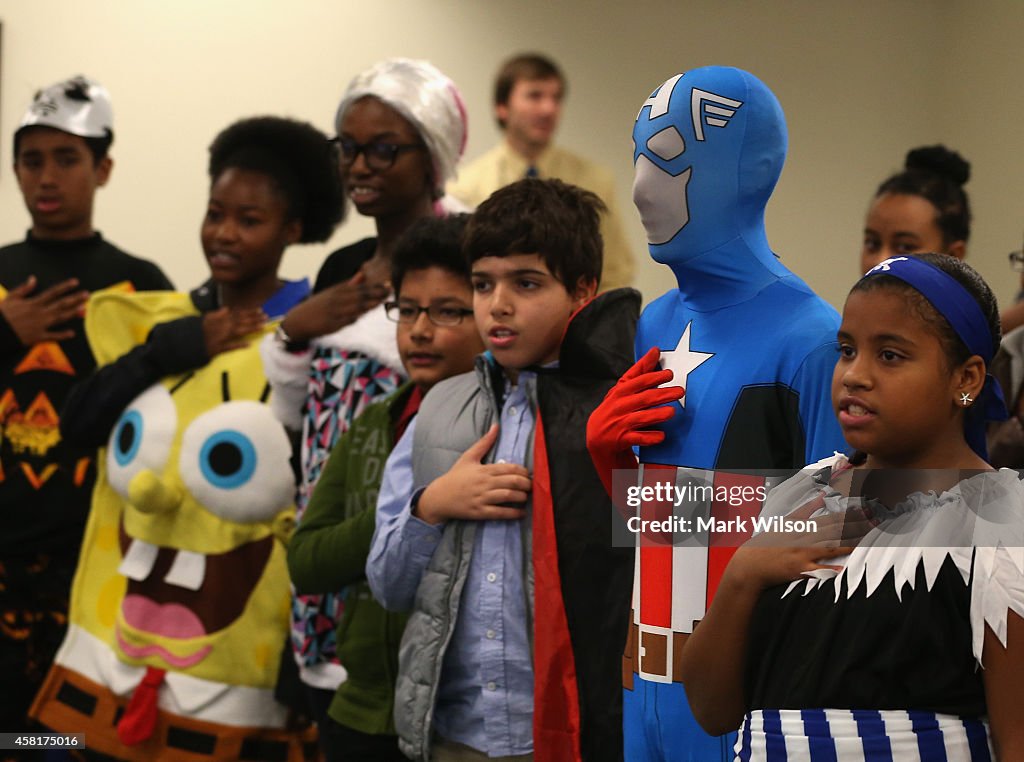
[179,400,294,524]
[107,385,177,498]
[199,430,258,489]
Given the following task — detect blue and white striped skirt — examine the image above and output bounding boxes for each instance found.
[735,709,993,761]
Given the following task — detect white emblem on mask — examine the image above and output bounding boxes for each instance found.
[690,89,743,141]
[636,74,684,121]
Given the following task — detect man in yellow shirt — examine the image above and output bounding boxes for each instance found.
[448,53,635,291]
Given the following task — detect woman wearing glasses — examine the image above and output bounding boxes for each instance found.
[259,57,468,755]
[859,144,971,275]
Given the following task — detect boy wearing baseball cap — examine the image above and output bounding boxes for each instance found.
[0,76,171,735]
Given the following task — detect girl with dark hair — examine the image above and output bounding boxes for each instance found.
[681,254,1024,759]
[30,116,343,759]
[861,145,971,274]
[61,115,345,441]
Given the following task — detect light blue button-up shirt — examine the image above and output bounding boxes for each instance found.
[367,374,534,757]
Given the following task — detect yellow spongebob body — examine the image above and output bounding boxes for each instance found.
[32,289,311,761]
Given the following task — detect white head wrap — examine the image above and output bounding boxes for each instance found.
[19,75,113,139]
[335,59,467,195]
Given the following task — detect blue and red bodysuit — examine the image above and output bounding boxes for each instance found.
[625,65,847,761]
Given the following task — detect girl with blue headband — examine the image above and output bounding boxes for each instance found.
[678,253,1024,759]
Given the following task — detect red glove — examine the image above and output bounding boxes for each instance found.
[586,346,685,497]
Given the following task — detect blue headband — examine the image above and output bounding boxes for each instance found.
[861,255,1008,459]
[863,256,993,361]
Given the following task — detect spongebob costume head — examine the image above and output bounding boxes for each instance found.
[31,289,311,761]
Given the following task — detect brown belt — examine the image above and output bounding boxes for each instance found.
[622,620,689,690]
[30,663,317,761]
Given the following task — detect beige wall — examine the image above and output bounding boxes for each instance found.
[941,1,1024,309]
[0,0,1018,312]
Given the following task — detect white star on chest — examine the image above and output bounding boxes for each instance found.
[659,321,714,408]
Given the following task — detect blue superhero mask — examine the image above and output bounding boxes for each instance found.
[630,65,845,472]
[632,66,787,279]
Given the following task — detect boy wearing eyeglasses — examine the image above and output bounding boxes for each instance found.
[287,214,481,761]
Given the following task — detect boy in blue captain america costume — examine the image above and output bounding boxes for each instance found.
[588,66,848,760]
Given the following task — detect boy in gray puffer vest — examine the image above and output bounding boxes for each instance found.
[368,178,638,762]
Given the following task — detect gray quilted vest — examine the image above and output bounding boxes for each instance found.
[394,359,535,761]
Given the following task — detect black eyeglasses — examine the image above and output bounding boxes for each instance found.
[1010,251,1024,273]
[335,137,426,171]
[385,301,474,326]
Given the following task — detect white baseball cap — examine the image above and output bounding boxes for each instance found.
[18,75,113,139]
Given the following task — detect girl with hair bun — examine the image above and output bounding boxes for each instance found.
[861,145,972,274]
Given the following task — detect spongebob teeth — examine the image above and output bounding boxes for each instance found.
[118,539,159,581]
[164,550,206,591]
[118,539,207,590]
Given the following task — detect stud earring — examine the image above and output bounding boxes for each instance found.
[959,392,973,406]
